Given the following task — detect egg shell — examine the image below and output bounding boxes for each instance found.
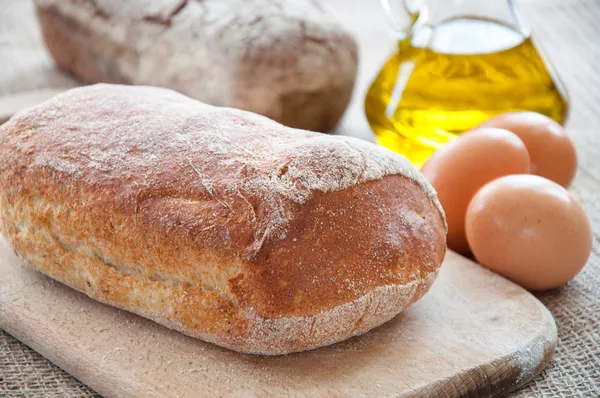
[479,112,577,187]
[465,174,592,291]
[421,128,531,254]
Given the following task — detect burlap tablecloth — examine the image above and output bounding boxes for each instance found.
[1,0,598,396]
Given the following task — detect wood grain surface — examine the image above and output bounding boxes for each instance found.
[0,0,599,396]
[0,234,556,397]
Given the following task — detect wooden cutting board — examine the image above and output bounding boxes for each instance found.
[0,233,557,397]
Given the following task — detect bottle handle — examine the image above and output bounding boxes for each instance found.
[380,0,425,31]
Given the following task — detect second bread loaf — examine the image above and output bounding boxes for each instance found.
[35,0,358,132]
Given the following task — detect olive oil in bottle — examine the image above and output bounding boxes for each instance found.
[365,17,568,168]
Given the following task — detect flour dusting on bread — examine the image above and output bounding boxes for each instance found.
[0,84,447,354]
[13,84,444,253]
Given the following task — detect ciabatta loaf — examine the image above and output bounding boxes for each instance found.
[0,84,446,355]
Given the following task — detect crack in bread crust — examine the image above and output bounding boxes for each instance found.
[9,194,242,311]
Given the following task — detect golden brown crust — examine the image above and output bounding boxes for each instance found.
[0,84,446,354]
[231,175,446,318]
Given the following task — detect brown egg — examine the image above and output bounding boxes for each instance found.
[421,128,531,254]
[466,175,592,291]
[479,112,577,187]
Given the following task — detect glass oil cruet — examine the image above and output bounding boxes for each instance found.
[365,0,569,168]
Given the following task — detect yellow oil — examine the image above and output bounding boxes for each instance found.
[365,17,568,168]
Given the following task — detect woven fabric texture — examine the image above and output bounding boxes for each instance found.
[0,0,598,396]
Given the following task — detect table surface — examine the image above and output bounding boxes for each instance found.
[1,0,599,396]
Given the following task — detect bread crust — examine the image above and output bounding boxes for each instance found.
[0,85,446,354]
[35,0,358,132]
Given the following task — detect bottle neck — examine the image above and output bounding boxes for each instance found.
[404,0,530,53]
[412,0,527,34]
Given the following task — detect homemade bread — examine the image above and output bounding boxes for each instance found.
[35,0,358,132]
[0,84,446,355]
